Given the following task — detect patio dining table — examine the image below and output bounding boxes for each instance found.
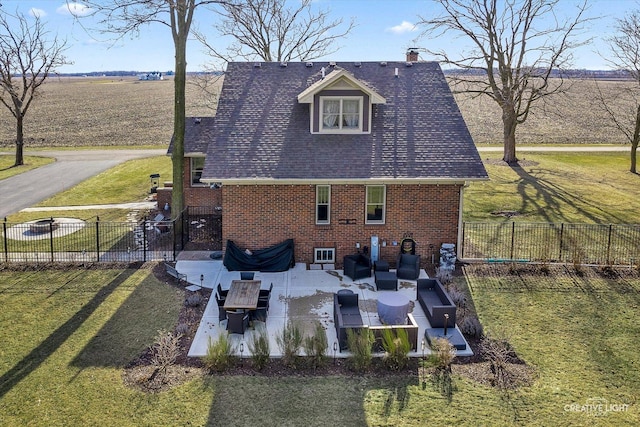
[223,280,262,310]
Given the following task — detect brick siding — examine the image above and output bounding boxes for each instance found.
[222,183,461,268]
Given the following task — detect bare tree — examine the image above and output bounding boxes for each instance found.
[598,11,640,174]
[79,0,217,235]
[0,11,69,166]
[197,0,355,64]
[417,0,592,164]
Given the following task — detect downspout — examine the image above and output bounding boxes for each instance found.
[456,182,468,261]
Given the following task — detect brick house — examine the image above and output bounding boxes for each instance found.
[166,56,487,268]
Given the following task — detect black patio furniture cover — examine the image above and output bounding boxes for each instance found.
[223,239,295,272]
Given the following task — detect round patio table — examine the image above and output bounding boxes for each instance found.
[377,293,410,325]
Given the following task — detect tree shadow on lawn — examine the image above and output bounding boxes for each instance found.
[0,266,139,399]
[509,164,628,224]
[204,374,419,427]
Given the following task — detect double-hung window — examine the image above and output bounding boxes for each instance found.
[320,97,362,132]
[366,185,386,224]
[190,157,205,186]
[316,185,331,224]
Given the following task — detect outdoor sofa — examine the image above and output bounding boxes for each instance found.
[416,278,457,328]
[333,291,364,351]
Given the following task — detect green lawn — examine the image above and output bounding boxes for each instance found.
[465,152,640,223]
[1,265,638,426]
[0,155,55,181]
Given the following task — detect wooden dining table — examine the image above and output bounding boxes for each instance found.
[223,280,262,310]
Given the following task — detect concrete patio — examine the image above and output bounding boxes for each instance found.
[174,254,472,359]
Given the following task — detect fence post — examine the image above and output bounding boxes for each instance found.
[606,224,613,265]
[49,217,55,263]
[143,219,147,263]
[510,222,516,260]
[559,223,564,262]
[461,222,466,259]
[3,217,7,263]
[96,216,100,262]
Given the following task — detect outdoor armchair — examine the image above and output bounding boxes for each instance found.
[396,253,421,280]
[343,253,371,281]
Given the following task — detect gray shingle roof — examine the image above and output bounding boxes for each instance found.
[196,61,487,182]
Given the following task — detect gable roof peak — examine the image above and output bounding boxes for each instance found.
[297,67,386,104]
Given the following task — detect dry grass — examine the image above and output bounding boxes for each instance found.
[453,78,633,144]
[0,76,216,148]
[0,74,634,149]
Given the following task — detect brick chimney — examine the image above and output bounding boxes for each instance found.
[406,48,419,62]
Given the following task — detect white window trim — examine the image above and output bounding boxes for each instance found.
[365,185,386,224]
[319,96,363,133]
[190,157,205,187]
[316,185,331,225]
[314,247,336,263]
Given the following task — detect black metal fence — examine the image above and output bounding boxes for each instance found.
[0,207,221,264]
[462,222,640,266]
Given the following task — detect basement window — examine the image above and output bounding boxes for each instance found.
[314,248,335,264]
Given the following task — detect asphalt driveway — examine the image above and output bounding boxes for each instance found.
[0,149,166,218]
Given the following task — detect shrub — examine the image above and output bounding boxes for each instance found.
[424,337,456,400]
[184,293,203,307]
[481,331,517,390]
[435,267,453,288]
[459,315,484,339]
[248,328,270,370]
[202,334,234,373]
[302,321,328,369]
[151,329,182,372]
[447,286,468,318]
[276,321,303,367]
[380,328,411,371]
[346,328,374,372]
[175,322,190,336]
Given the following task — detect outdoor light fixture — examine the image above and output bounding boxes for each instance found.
[240,342,244,367]
[333,341,338,364]
[443,313,449,336]
[421,338,426,361]
[200,274,204,288]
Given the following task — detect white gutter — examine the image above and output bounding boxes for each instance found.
[457,182,469,261]
[200,177,488,186]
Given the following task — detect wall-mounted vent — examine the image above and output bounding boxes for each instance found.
[254,62,261,68]
[329,61,336,67]
[380,61,387,67]
[194,117,201,124]
[405,62,413,67]
[306,62,313,67]
[314,247,335,264]
[354,62,362,67]
[280,62,288,67]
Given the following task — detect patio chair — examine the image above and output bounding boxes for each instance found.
[396,253,421,280]
[226,310,249,335]
[251,298,269,323]
[215,291,227,323]
[216,283,228,298]
[259,282,273,298]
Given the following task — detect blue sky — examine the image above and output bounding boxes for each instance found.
[1,0,636,73]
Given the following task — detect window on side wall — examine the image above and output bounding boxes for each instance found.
[320,97,362,133]
[316,185,330,224]
[190,157,205,186]
[366,185,385,224]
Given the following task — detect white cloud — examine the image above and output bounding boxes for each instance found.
[57,2,92,17]
[386,21,417,35]
[29,8,47,18]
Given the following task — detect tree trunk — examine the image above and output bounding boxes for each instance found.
[631,105,640,174]
[14,115,24,166]
[171,20,187,248]
[502,105,518,164]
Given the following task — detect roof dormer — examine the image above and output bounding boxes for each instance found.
[298,68,386,134]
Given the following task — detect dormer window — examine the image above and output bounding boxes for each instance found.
[321,97,362,132]
[297,68,386,135]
